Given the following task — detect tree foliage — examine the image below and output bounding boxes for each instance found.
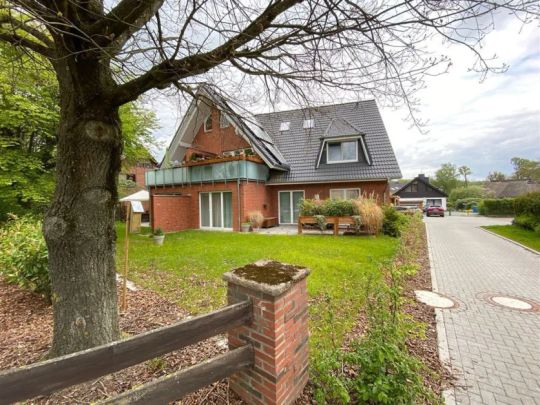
[458,165,472,187]
[449,185,490,204]
[432,163,459,194]
[0,46,158,220]
[487,171,507,182]
[511,157,540,182]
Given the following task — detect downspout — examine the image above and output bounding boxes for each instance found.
[237,178,241,231]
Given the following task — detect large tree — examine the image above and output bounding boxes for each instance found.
[511,157,540,182]
[458,165,472,187]
[433,162,459,193]
[0,0,536,356]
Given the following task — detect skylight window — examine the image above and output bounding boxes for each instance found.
[279,121,290,131]
[303,119,314,129]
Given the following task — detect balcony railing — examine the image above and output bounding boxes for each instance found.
[146,159,269,187]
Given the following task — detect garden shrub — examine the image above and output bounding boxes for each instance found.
[312,261,437,404]
[314,215,327,233]
[0,215,50,300]
[382,206,409,237]
[449,185,490,204]
[456,198,482,211]
[354,198,383,235]
[479,198,515,216]
[513,192,540,231]
[247,210,264,228]
[299,198,358,217]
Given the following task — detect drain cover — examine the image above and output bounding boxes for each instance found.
[414,290,456,309]
[479,292,540,312]
[491,296,533,310]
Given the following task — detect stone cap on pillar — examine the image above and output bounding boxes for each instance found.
[223,259,310,297]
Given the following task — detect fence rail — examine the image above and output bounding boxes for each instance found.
[0,300,252,405]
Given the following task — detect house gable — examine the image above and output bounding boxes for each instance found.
[394,175,447,198]
[163,86,288,170]
[183,107,252,163]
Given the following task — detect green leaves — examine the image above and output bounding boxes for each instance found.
[0,215,50,300]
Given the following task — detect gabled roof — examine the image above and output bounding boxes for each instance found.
[163,86,289,171]
[483,180,540,198]
[393,175,448,197]
[255,100,402,184]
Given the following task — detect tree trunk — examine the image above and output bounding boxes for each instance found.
[43,58,122,356]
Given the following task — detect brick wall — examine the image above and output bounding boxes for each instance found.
[225,261,310,405]
[150,182,242,231]
[150,180,391,231]
[186,107,250,159]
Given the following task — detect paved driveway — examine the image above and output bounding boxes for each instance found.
[425,216,540,404]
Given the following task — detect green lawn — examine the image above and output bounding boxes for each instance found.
[483,225,540,252]
[116,224,398,352]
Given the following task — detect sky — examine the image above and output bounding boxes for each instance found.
[145,15,540,181]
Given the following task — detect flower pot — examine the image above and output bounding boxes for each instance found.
[240,223,251,233]
[153,235,165,245]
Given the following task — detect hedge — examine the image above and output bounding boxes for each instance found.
[478,198,515,216]
[513,192,540,231]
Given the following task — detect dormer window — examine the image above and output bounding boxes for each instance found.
[279,121,290,131]
[303,119,314,129]
[204,115,213,132]
[327,140,358,163]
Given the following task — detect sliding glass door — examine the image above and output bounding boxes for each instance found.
[279,191,304,224]
[200,192,233,229]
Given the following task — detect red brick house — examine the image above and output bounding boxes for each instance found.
[147,87,402,232]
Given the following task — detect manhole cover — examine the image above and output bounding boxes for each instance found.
[491,296,532,310]
[414,290,456,309]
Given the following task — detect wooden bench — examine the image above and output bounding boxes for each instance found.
[262,217,278,228]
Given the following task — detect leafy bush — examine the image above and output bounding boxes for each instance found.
[455,198,482,210]
[323,199,358,216]
[299,198,358,217]
[382,206,409,237]
[513,215,539,232]
[354,198,383,235]
[312,261,437,404]
[479,198,515,216]
[514,192,540,231]
[314,215,327,233]
[0,215,50,300]
[449,185,490,204]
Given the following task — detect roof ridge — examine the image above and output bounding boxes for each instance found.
[254,99,376,117]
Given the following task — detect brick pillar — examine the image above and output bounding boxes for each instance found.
[224,260,310,405]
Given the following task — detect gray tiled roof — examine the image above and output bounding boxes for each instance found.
[255,100,402,184]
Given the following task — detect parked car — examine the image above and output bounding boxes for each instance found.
[426,205,445,217]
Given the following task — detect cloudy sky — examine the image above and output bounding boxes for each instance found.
[146,16,539,181]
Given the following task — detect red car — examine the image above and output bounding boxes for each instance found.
[426,205,445,217]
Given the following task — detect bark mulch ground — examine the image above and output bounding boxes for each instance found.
[0,279,244,404]
[400,221,455,398]
[1,221,450,404]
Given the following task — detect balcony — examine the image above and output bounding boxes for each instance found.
[145,158,269,187]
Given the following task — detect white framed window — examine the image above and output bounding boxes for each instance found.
[329,188,360,200]
[326,140,358,163]
[219,112,229,128]
[200,192,233,229]
[204,115,213,132]
[278,190,304,224]
[279,121,290,131]
[303,119,314,129]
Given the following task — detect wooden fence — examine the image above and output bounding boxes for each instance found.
[0,300,253,405]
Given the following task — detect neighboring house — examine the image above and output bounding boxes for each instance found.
[483,180,540,198]
[121,157,158,188]
[119,157,157,222]
[146,86,402,232]
[393,174,448,209]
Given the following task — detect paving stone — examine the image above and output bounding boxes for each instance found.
[426,216,540,404]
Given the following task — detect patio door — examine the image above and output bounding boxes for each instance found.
[279,191,304,224]
[200,192,233,229]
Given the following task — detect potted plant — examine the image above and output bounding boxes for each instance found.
[240,222,251,233]
[153,228,165,245]
[247,211,264,231]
